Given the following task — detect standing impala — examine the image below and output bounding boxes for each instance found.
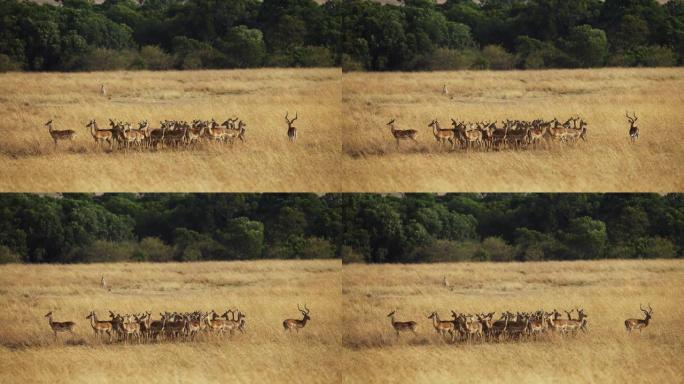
[86,311,113,342]
[387,309,417,338]
[625,304,653,333]
[283,304,310,333]
[427,311,456,341]
[428,119,456,150]
[626,112,639,143]
[45,120,76,148]
[286,112,298,142]
[387,119,418,148]
[45,311,76,341]
[86,119,113,149]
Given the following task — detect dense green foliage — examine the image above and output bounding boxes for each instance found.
[2,1,683,71]
[341,0,684,70]
[0,0,341,71]
[0,193,681,264]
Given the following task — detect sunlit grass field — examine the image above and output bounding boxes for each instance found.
[0,260,341,384]
[0,68,341,192]
[342,68,684,192]
[341,259,684,383]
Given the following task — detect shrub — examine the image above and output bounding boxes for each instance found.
[137,237,174,262]
[420,48,481,70]
[0,54,22,72]
[292,46,335,67]
[66,240,136,263]
[341,245,365,264]
[0,245,21,264]
[139,46,173,70]
[299,237,336,259]
[78,48,140,71]
[481,45,515,70]
[479,237,515,262]
[411,239,480,263]
[634,237,677,259]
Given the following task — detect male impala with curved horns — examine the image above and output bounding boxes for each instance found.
[387,309,418,338]
[45,311,76,341]
[625,304,653,333]
[387,119,418,148]
[283,304,310,333]
[286,112,298,142]
[626,112,639,143]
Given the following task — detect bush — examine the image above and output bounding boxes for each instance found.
[634,46,677,67]
[299,237,336,259]
[634,237,677,259]
[0,54,22,72]
[481,45,515,70]
[341,54,364,72]
[610,46,678,67]
[419,48,481,70]
[341,245,365,264]
[138,237,174,262]
[66,240,136,263]
[139,46,173,70]
[292,46,336,67]
[0,245,21,264]
[479,237,515,262]
[411,239,480,263]
[78,48,140,71]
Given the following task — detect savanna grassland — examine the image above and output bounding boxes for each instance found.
[342,68,684,192]
[0,68,340,192]
[0,260,341,384]
[341,259,684,383]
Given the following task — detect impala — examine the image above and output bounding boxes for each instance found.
[86,119,113,149]
[387,119,418,148]
[427,311,456,341]
[283,304,310,333]
[45,120,76,148]
[455,313,483,342]
[625,304,652,333]
[121,315,142,343]
[222,308,247,335]
[452,119,482,150]
[626,112,639,143]
[204,310,228,336]
[286,112,298,142]
[86,311,113,342]
[183,314,203,341]
[387,309,417,338]
[527,121,547,149]
[45,311,76,340]
[428,119,456,150]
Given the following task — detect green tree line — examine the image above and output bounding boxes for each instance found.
[0,193,681,264]
[0,0,342,71]
[2,1,683,72]
[341,0,684,70]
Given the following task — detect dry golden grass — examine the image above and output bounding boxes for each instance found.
[342,68,684,192]
[0,260,341,384]
[342,259,684,383]
[0,69,341,192]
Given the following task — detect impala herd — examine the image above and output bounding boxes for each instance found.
[391,116,589,151]
[44,304,311,343]
[44,112,300,150]
[389,112,641,150]
[388,304,653,343]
